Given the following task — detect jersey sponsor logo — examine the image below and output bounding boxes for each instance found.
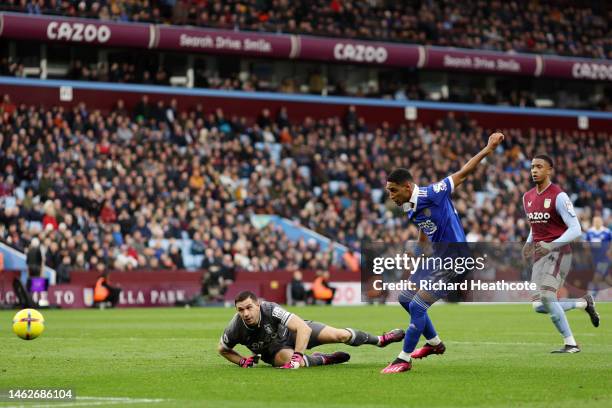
[417,219,438,235]
[433,181,447,193]
[527,212,551,221]
[249,330,283,351]
[544,198,551,209]
[249,341,266,351]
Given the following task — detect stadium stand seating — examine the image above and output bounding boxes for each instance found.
[1,95,610,274]
[1,0,608,58]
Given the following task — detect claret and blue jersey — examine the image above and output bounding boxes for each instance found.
[403,176,466,243]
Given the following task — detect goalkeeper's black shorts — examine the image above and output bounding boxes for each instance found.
[260,321,326,364]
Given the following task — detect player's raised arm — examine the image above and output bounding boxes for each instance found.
[451,132,504,189]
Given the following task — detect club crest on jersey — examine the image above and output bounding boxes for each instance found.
[527,201,532,207]
[544,198,551,208]
[424,208,431,217]
[264,324,273,334]
[433,181,447,193]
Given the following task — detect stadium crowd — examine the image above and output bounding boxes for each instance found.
[0,94,611,277]
[2,57,607,111]
[1,0,609,59]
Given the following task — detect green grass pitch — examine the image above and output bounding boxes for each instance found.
[1,304,611,407]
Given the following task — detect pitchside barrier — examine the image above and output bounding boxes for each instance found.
[0,269,360,308]
[0,76,611,131]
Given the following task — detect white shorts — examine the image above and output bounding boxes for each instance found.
[531,251,572,292]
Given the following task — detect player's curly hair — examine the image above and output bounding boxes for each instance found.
[534,154,554,168]
[387,168,413,183]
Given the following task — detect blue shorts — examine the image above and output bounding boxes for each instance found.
[398,265,465,302]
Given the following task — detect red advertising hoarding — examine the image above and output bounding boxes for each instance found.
[0,12,151,48]
[1,12,610,81]
[542,56,612,81]
[156,26,293,58]
[299,36,421,68]
[425,47,539,76]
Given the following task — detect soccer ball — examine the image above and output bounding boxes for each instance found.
[12,308,45,340]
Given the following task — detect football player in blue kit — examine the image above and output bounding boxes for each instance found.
[381,132,504,374]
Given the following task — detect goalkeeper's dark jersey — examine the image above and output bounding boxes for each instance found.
[220,301,294,355]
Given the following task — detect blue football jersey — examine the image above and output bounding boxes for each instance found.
[405,176,466,243]
[585,228,612,263]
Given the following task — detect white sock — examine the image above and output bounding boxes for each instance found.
[575,299,587,310]
[398,351,412,362]
[564,335,577,346]
[345,328,356,344]
[426,335,441,346]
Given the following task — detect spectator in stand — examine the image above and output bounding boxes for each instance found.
[1,1,608,59]
[0,57,607,111]
[0,98,610,283]
[55,255,72,284]
[289,269,309,306]
[312,270,336,305]
[202,265,226,302]
[93,268,122,308]
[42,200,58,231]
[25,237,44,283]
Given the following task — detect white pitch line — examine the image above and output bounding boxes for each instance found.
[447,340,550,346]
[448,339,609,346]
[78,397,164,401]
[4,396,165,408]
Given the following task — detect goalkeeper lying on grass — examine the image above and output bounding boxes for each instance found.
[218,291,404,369]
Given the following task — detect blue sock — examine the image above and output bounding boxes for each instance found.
[403,295,432,354]
[423,312,437,340]
[399,294,437,340]
[542,298,573,339]
[534,300,580,313]
[557,300,578,311]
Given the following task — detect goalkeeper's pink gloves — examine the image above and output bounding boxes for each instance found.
[279,352,304,369]
[238,355,259,368]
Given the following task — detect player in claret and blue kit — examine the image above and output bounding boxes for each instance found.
[522,155,600,353]
[381,132,505,374]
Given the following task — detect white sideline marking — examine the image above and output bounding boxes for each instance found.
[4,396,165,408]
[448,339,606,346]
[448,340,550,346]
[78,397,164,401]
